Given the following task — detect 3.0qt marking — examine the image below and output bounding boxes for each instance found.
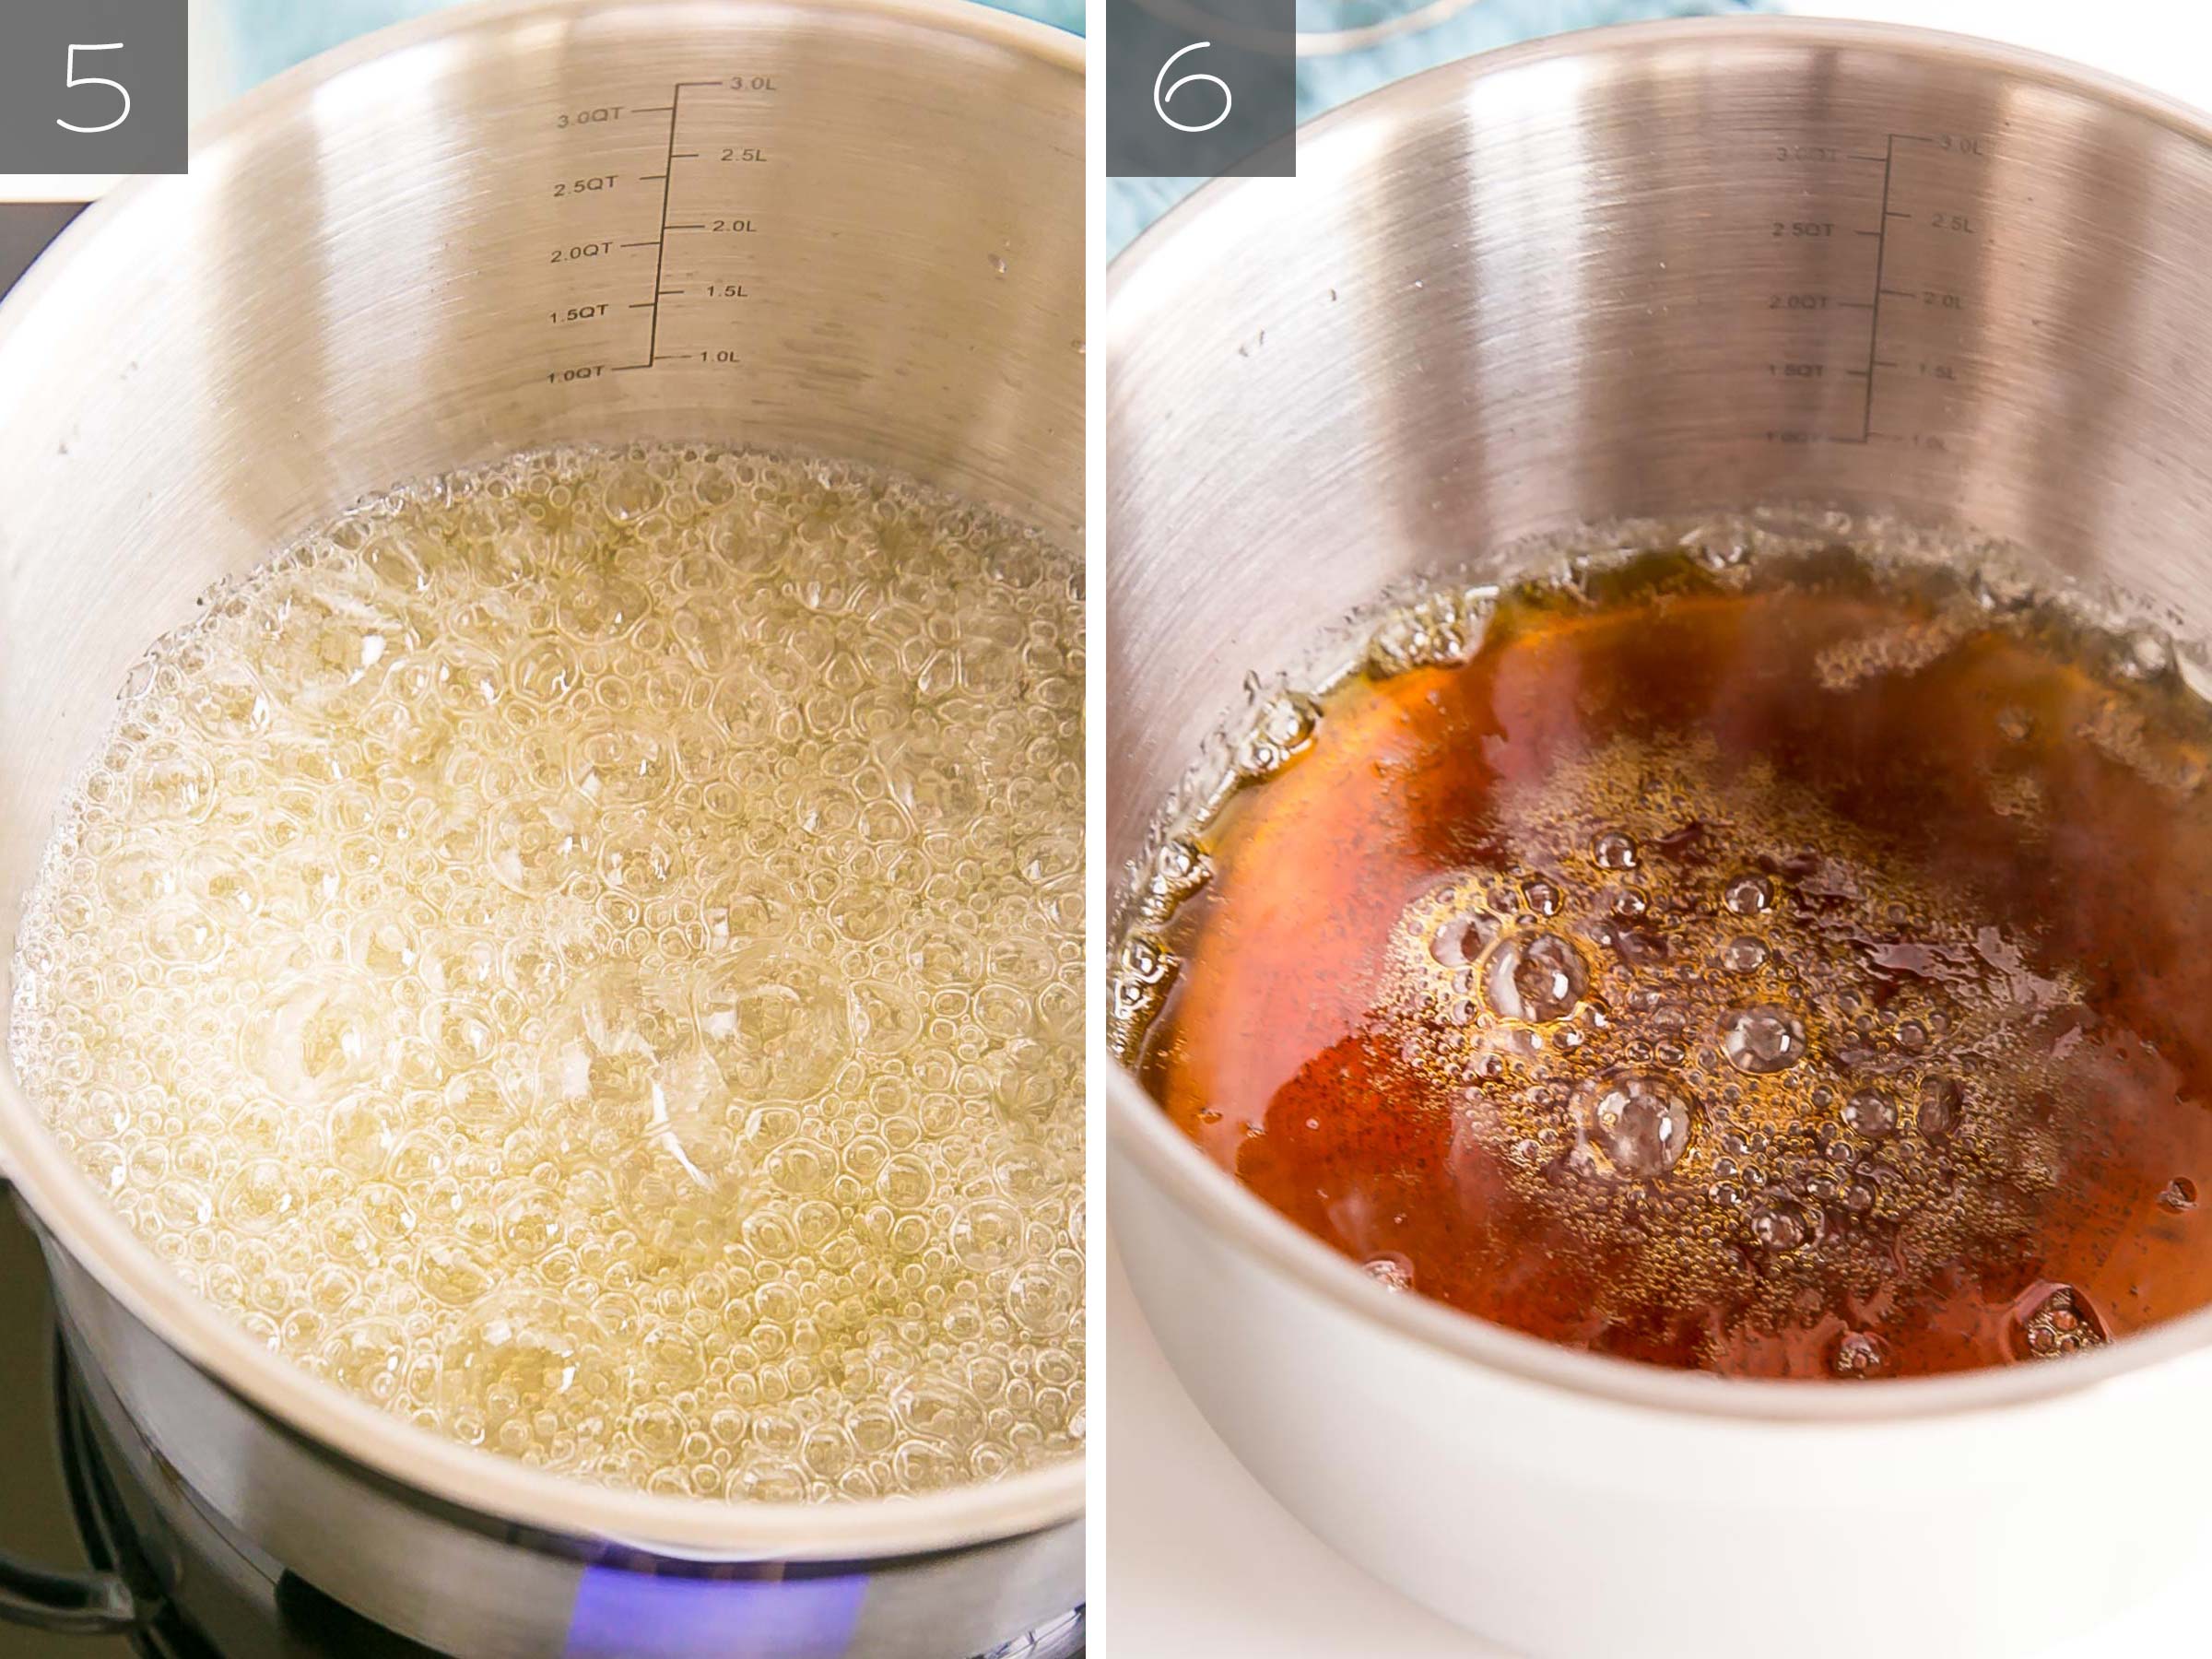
[540,73,779,383]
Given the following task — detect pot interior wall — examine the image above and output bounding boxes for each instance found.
[1106,24,2212,874]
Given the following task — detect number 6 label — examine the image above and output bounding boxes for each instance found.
[57,42,132,134]
[1105,0,1293,180]
[1154,41,1230,135]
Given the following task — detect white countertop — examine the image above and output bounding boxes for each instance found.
[1108,1249,1496,1656]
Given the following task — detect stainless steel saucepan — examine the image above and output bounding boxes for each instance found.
[0,1,1083,1653]
[1111,19,2212,1657]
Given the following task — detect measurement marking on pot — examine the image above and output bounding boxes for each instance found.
[1762,130,1989,448]
[555,76,769,376]
[1853,134,1903,443]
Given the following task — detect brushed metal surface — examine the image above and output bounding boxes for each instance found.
[0,0,1082,1650]
[1109,18,2212,1657]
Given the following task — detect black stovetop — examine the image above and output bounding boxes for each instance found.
[0,1200,132,1659]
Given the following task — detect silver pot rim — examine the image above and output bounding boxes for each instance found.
[0,0,1083,1562]
[1107,11,2212,1427]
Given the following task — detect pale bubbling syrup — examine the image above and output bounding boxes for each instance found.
[9,444,1084,1499]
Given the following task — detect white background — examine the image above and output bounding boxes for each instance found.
[1107,3,2212,1656]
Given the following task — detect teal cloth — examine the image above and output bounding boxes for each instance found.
[1111,0,1768,253]
[218,0,1082,88]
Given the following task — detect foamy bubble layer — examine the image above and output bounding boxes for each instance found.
[9,444,1085,1501]
[1382,737,2087,1342]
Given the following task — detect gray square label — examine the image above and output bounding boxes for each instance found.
[0,0,189,175]
[1107,0,1295,180]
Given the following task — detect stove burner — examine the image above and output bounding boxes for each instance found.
[52,1335,1083,1659]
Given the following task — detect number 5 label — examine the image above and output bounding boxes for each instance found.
[0,4,184,174]
[58,43,133,135]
